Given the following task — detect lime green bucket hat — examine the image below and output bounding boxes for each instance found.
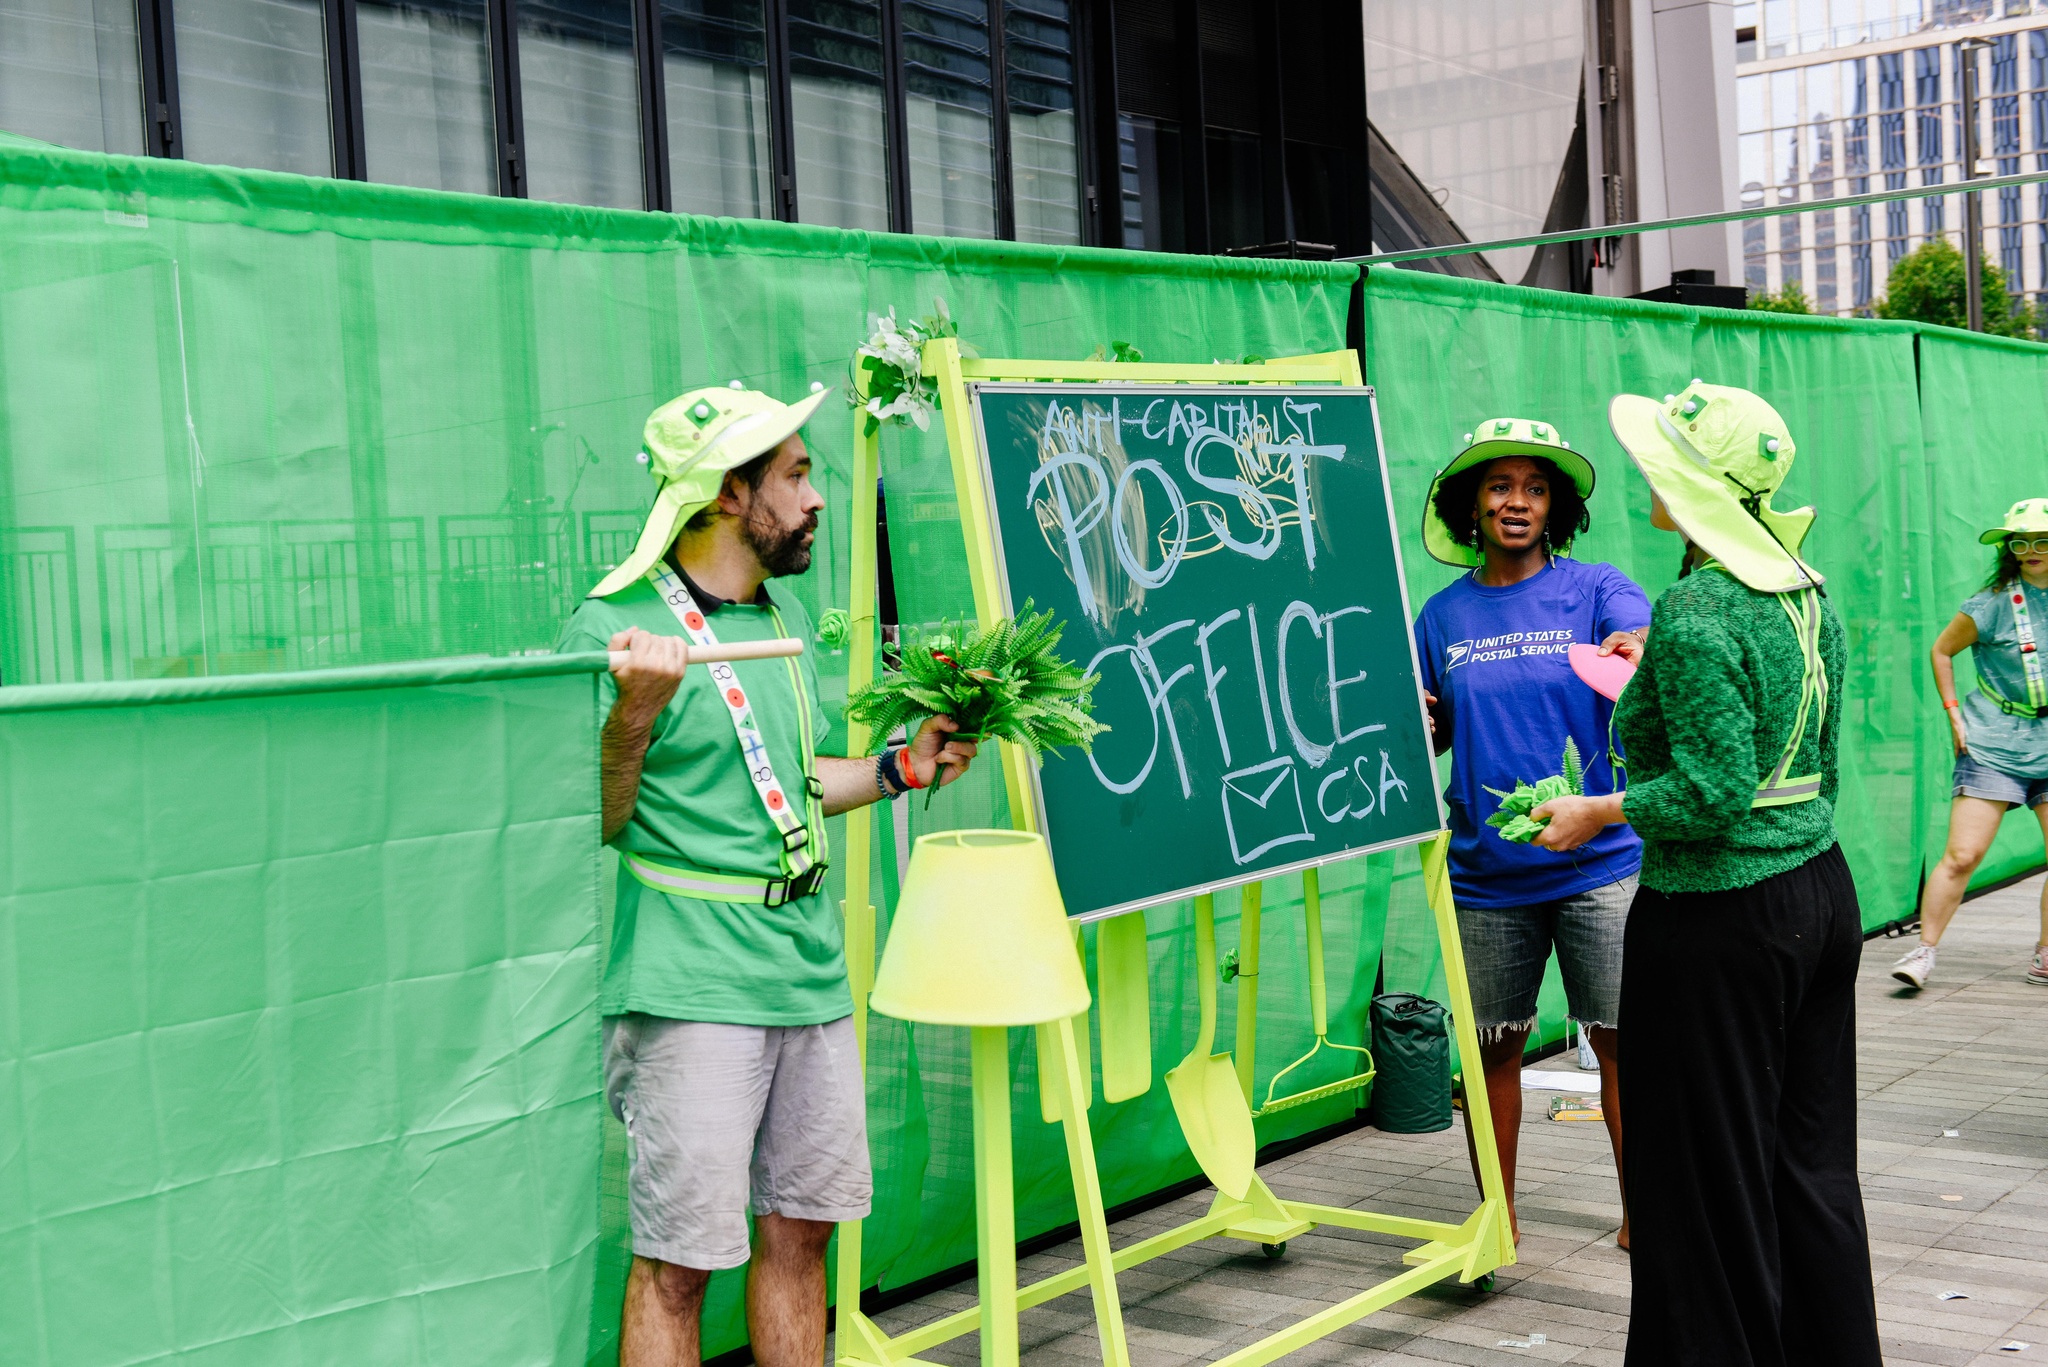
[1608,380,1822,594]
[1421,417,1597,567]
[589,380,832,599]
[1979,497,2048,544]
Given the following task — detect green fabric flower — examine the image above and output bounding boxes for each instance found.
[1485,739,1585,844]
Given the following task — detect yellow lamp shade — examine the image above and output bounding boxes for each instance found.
[869,830,1090,1027]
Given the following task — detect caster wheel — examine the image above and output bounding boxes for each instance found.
[1469,1273,1496,1293]
[1260,1242,1288,1260]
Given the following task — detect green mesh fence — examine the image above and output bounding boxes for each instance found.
[0,657,607,1367]
[0,136,2042,1365]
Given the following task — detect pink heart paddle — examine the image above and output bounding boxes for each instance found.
[1568,643,1637,702]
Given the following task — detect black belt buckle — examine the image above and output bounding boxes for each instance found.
[765,863,830,907]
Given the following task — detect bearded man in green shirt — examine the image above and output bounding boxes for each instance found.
[559,382,978,1367]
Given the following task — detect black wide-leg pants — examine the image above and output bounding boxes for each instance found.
[1620,843,1882,1367]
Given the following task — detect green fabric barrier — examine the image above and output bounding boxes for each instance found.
[0,140,1378,1364]
[2,137,2042,1364]
[0,658,607,1367]
[1358,266,2043,958]
[1914,330,2048,889]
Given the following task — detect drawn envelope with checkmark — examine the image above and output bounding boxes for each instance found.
[1220,756,1313,866]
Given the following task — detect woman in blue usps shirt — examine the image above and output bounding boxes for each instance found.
[1412,417,1651,1249]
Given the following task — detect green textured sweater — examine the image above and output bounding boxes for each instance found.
[1615,567,1847,893]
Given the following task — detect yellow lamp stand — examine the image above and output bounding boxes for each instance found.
[841,830,1128,1367]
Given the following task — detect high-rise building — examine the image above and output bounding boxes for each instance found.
[1736,0,2048,316]
[1362,1,1747,303]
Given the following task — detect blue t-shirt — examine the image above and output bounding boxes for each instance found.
[1413,557,1653,909]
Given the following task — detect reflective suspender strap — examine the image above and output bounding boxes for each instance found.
[2010,584,2047,710]
[1751,586,1828,809]
[621,851,826,907]
[768,604,828,868]
[639,562,828,901]
[1978,678,2047,719]
[623,852,775,902]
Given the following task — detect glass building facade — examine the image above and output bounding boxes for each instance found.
[0,0,1369,253]
[0,0,1089,240]
[1737,0,2048,316]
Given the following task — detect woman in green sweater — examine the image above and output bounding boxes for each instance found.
[1529,382,1879,1367]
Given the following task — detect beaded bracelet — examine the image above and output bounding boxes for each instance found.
[874,747,914,800]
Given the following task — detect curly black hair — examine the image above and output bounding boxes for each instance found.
[1432,454,1591,554]
[1983,543,2023,592]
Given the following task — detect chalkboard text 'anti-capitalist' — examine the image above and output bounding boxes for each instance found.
[1017,393,1415,866]
[1024,395,1346,621]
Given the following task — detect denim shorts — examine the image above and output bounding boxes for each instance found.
[1953,750,2048,808]
[1455,875,1636,1042]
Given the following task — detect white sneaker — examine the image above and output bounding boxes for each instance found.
[1891,942,1937,989]
[2028,948,2048,986]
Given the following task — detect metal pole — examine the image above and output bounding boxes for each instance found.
[1341,166,2048,269]
[1961,38,1991,332]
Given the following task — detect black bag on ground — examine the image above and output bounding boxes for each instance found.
[1369,992,1452,1133]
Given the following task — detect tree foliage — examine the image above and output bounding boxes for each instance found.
[1749,281,1814,314]
[1872,237,2042,337]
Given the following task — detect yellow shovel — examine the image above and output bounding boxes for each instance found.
[1164,891,1256,1201]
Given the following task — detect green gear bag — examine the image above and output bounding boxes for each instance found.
[1368,992,1453,1133]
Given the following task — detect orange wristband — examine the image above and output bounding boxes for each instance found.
[897,748,927,789]
[1944,701,1961,711]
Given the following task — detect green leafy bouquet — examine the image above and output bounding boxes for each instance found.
[845,602,1106,805]
[1485,739,1584,844]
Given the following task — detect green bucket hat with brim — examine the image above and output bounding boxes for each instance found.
[1607,380,1821,594]
[1422,416,1597,567]
[1979,497,2048,544]
[590,380,833,599]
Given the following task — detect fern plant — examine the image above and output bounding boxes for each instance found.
[845,602,1106,804]
[1484,738,1585,844]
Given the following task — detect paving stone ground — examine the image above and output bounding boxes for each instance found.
[845,870,2048,1367]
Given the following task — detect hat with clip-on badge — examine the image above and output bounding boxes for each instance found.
[589,380,833,599]
[1607,380,1822,594]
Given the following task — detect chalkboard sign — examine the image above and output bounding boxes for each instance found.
[966,383,1443,920]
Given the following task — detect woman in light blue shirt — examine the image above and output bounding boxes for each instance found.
[1891,498,2048,989]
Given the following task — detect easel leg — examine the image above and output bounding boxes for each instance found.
[1421,833,1515,1272]
[1234,882,1262,1105]
[836,392,885,1358]
[1049,1015,1129,1367]
[970,1026,1020,1367]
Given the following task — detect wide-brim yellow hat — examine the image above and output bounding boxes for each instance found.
[1422,417,1596,567]
[1980,497,2048,545]
[1607,382,1822,594]
[589,381,833,599]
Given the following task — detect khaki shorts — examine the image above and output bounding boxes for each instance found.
[603,1013,872,1270]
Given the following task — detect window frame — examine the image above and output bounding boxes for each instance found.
[121,0,1095,234]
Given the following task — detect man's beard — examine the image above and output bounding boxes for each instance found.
[741,505,817,578]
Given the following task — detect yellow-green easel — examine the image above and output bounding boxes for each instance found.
[834,373,1128,1367]
[833,344,1514,1367]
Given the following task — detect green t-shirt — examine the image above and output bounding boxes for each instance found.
[1960,580,2048,779]
[557,571,849,1026]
